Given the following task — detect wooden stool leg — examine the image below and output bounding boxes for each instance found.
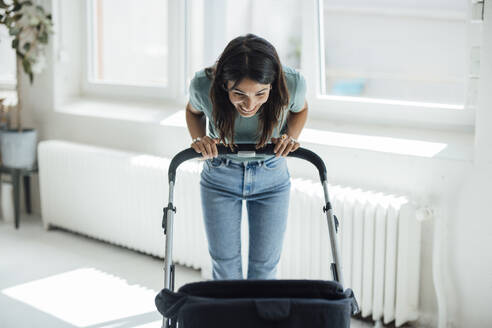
[12,169,21,229]
[23,175,31,214]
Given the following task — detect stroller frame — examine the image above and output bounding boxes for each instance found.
[160,144,346,328]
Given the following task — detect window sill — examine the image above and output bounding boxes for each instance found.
[57,96,185,126]
[302,118,473,161]
[56,96,474,162]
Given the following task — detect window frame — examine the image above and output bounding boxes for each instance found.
[81,0,187,102]
[77,0,478,131]
[0,80,16,90]
[301,0,477,130]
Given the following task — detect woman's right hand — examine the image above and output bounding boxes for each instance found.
[191,136,220,159]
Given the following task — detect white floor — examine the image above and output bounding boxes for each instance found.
[0,215,374,328]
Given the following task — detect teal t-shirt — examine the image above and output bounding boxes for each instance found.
[189,66,307,161]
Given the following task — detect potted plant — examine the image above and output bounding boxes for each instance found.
[0,0,53,169]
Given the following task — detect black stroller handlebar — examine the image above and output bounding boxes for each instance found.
[168,144,327,183]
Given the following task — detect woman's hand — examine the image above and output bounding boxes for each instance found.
[271,134,300,157]
[191,136,220,159]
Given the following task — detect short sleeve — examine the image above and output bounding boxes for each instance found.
[188,74,205,112]
[289,72,307,113]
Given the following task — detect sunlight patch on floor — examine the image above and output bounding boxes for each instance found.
[2,268,161,327]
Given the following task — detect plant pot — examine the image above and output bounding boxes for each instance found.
[0,128,37,169]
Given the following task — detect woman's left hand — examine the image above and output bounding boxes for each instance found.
[271,134,300,157]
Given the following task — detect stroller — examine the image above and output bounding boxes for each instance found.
[155,144,359,327]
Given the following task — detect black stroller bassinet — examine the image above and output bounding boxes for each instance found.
[155,144,359,328]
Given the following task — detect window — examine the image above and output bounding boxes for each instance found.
[301,0,481,129]
[78,0,481,130]
[0,24,16,89]
[83,0,186,101]
[91,0,168,86]
[321,0,467,106]
[186,0,303,88]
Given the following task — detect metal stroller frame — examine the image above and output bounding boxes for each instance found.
[160,144,353,327]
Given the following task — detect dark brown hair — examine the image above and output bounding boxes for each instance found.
[206,34,289,148]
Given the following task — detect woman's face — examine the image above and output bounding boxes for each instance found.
[227,78,271,117]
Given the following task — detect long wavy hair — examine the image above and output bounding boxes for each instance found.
[205,34,289,149]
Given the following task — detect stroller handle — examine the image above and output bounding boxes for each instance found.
[168,144,327,183]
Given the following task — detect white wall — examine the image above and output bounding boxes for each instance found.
[11,0,492,327]
[449,1,492,326]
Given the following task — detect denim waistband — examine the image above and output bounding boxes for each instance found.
[212,156,280,168]
[224,158,265,167]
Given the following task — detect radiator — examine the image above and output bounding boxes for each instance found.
[38,140,422,327]
[278,180,422,326]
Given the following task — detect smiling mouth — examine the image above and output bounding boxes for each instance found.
[239,105,256,113]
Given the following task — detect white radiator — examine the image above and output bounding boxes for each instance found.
[38,140,422,327]
[279,180,423,327]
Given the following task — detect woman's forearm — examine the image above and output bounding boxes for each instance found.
[286,102,308,140]
[186,104,207,139]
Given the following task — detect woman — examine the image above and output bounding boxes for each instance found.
[186,34,308,280]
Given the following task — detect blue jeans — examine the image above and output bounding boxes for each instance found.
[200,156,291,280]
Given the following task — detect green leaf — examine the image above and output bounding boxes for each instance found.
[11,38,18,49]
[8,26,20,35]
[21,57,31,74]
[38,31,48,43]
[0,0,10,9]
[4,15,12,26]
